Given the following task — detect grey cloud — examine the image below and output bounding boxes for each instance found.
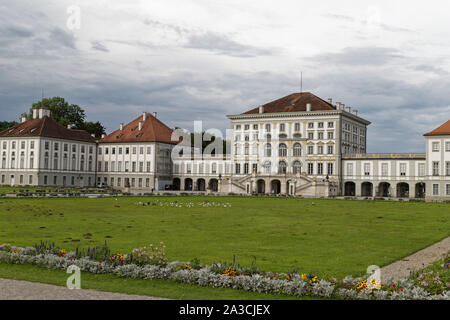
[311,47,403,66]
[4,25,34,38]
[184,32,277,58]
[48,28,76,49]
[91,41,109,52]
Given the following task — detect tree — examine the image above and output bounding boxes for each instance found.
[30,97,86,128]
[0,121,17,132]
[29,97,105,138]
[78,121,106,139]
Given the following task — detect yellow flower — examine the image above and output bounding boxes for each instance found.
[302,273,307,280]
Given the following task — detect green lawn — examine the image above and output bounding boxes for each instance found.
[0,196,449,280]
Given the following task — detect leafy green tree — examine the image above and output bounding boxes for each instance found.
[29,97,105,138]
[0,121,18,132]
[30,97,86,128]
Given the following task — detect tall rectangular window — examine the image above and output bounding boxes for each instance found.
[433,184,439,196]
[327,163,333,175]
[418,163,425,177]
[381,163,388,176]
[432,142,439,152]
[347,163,353,176]
[308,163,313,175]
[432,162,440,176]
[364,163,370,176]
[235,163,241,174]
[317,163,323,175]
[400,163,407,176]
[446,161,450,176]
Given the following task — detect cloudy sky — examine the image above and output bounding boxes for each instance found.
[1,0,450,152]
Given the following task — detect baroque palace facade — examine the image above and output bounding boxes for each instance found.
[1,92,449,201]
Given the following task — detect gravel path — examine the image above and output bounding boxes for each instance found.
[0,278,168,300]
[380,236,450,283]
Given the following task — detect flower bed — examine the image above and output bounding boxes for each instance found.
[0,243,449,300]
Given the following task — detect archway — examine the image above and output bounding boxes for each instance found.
[257,179,266,194]
[172,178,181,191]
[344,181,356,196]
[415,182,425,199]
[397,183,409,198]
[361,182,373,197]
[271,180,281,194]
[208,179,218,192]
[197,178,206,191]
[378,182,390,197]
[184,178,193,191]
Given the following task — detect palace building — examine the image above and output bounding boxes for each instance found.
[1,93,449,201]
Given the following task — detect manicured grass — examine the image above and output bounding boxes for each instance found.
[0,263,314,300]
[0,196,449,279]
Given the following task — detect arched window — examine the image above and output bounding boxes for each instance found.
[278,161,287,174]
[279,143,287,157]
[265,143,272,157]
[293,143,302,157]
[293,161,302,174]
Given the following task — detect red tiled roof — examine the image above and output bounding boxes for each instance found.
[100,112,179,144]
[243,92,336,114]
[0,116,96,143]
[424,120,450,136]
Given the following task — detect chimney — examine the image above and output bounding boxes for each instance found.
[345,106,351,113]
[258,105,264,114]
[306,103,312,112]
[327,98,332,104]
[352,109,358,116]
[120,123,123,131]
[143,112,147,121]
[32,109,38,119]
[138,121,143,131]
[153,112,157,118]
[336,102,341,110]
[21,115,27,123]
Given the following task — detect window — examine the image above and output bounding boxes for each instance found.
[265,124,271,132]
[327,145,334,154]
[364,163,370,176]
[327,132,334,139]
[132,162,136,172]
[104,162,108,172]
[278,161,287,174]
[446,184,450,196]
[317,146,323,154]
[244,124,250,131]
[294,123,300,131]
[98,161,102,172]
[126,147,130,155]
[147,147,151,154]
[263,161,271,174]
[244,135,249,142]
[140,147,144,155]
[244,144,249,155]
[381,163,388,176]
[432,161,440,176]
[253,124,258,130]
[446,142,450,152]
[244,163,249,174]
[317,163,323,175]
[44,142,49,150]
[132,147,137,155]
[308,132,314,140]
[400,163,407,176]
[212,163,217,174]
[186,163,191,174]
[139,162,144,172]
[432,142,440,152]
[308,122,314,129]
[308,163,313,175]
[98,147,102,155]
[328,122,334,128]
[347,163,353,176]
[235,135,240,142]
[146,161,151,172]
[293,161,301,174]
[236,125,241,130]
[327,163,333,175]
[81,145,85,153]
[279,123,285,132]
[119,147,123,155]
[418,163,425,177]
[265,144,272,157]
[111,161,115,172]
[318,132,324,140]
[318,122,324,129]
[433,184,439,196]
[293,143,302,157]
[307,145,314,155]
[29,175,33,185]
[279,143,287,157]
[21,141,25,149]
[446,161,450,176]
[235,163,241,174]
